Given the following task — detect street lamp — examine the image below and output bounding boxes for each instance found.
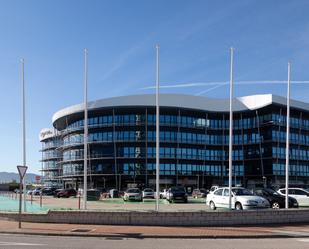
[228,47,234,210]
[83,49,88,209]
[155,44,160,211]
[285,62,291,209]
[21,59,27,212]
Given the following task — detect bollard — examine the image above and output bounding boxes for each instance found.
[78,195,81,210]
[40,192,42,208]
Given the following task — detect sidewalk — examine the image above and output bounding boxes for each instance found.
[0,218,309,239]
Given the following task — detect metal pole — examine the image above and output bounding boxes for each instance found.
[285,62,291,209]
[18,176,22,229]
[155,44,160,211]
[83,49,88,209]
[21,59,27,212]
[228,48,234,210]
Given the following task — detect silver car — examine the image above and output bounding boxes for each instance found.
[142,188,155,199]
[123,188,142,201]
[206,187,270,210]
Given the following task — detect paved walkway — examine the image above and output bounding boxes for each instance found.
[0,218,309,238]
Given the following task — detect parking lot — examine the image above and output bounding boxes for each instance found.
[24,195,208,211]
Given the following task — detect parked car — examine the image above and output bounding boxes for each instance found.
[27,190,33,195]
[166,186,188,203]
[123,188,142,201]
[209,185,219,193]
[253,188,298,209]
[109,189,119,198]
[32,188,42,195]
[87,189,101,201]
[41,187,57,196]
[160,189,168,199]
[56,189,77,198]
[192,188,208,198]
[206,187,270,210]
[277,188,309,207]
[142,188,155,199]
[14,189,24,194]
[53,189,63,197]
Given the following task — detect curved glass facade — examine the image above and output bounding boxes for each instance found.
[40,130,62,188]
[40,95,309,190]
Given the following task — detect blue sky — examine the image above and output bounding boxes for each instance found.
[1,0,309,174]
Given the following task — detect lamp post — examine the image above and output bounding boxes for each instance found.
[21,59,27,212]
[155,44,160,211]
[228,48,234,210]
[285,62,291,209]
[83,49,88,209]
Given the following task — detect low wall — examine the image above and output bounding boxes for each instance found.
[1,209,309,226]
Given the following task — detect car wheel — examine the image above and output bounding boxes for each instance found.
[209,201,216,210]
[272,202,280,209]
[235,202,243,210]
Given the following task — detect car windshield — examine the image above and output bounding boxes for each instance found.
[232,188,253,196]
[265,188,280,196]
[210,186,218,191]
[127,188,140,193]
[143,188,153,192]
[171,187,185,193]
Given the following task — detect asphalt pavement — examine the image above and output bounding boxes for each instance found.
[0,234,308,249]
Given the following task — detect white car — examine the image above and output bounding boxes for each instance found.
[160,189,168,199]
[142,188,155,199]
[123,188,142,201]
[277,188,309,207]
[206,187,270,210]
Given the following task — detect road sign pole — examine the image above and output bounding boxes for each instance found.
[18,176,22,229]
[17,165,28,229]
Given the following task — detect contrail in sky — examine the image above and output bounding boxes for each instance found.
[140,80,309,90]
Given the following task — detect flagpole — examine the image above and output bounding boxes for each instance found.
[21,59,27,212]
[155,44,160,211]
[285,62,291,209]
[83,49,88,209]
[228,48,234,210]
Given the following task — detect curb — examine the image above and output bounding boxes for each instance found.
[0,230,309,239]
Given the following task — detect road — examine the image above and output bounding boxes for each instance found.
[0,234,308,249]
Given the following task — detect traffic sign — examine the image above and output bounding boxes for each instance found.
[17,165,28,179]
